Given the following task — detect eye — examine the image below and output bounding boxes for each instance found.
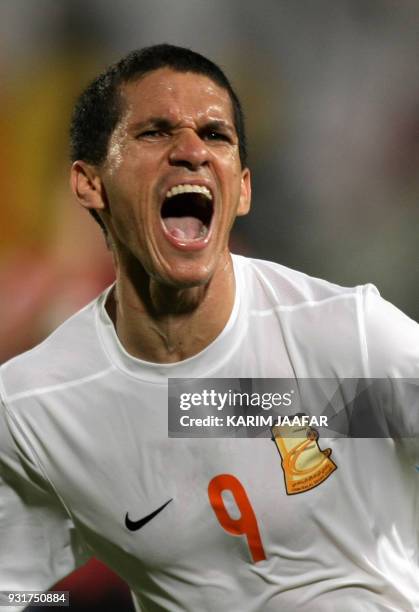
[137,129,168,140]
[202,129,231,143]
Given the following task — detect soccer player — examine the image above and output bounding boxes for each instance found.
[1,44,418,611]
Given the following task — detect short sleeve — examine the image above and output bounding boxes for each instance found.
[361,284,419,378]
[361,285,419,460]
[0,401,89,611]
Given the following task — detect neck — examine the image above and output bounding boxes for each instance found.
[107,251,236,363]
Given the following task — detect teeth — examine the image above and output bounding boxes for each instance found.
[166,184,212,200]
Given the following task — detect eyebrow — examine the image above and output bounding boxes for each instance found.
[129,117,173,132]
[129,117,235,134]
[202,120,235,134]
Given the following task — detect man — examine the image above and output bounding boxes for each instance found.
[1,44,418,612]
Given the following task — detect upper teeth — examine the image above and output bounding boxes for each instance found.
[166,184,212,200]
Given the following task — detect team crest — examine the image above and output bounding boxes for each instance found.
[271,416,337,495]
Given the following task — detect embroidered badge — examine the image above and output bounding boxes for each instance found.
[271,416,337,495]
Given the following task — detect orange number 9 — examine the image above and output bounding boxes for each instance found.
[208,474,266,563]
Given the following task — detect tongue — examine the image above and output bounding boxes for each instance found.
[164,216,204,240]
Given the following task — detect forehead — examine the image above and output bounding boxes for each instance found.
[119,67,234,125]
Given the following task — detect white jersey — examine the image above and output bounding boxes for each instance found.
[1,254,418,612]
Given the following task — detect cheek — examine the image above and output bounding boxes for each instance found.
[219,162,244,202]
[217,147,242,179]
[219,142,241,165]
[105,163,144,210]
[227,148,241,167]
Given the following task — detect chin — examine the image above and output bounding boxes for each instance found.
[158,261,215,289]
[162,272,211,290]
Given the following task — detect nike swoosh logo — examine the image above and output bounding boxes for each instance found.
[125,498,173,531]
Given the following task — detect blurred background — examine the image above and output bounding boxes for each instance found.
[0,0,418,610]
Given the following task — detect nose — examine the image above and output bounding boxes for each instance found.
[168,128,209,170]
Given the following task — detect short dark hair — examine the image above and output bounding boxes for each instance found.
[70,43,247,166]
[70,44,247,234]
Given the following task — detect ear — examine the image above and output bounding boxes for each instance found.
[237,167,251,217]
[70,161,106,212]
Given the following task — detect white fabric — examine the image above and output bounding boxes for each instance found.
[0,254,418,611]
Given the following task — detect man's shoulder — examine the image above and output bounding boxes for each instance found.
[236,255,418,377]
[0,290,112,403]
[235,254,361,308]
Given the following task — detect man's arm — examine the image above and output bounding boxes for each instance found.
[361,284,419,379]
[0,401,89,611]
[361,284,419,457]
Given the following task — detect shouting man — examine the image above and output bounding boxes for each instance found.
[1,44,418,611]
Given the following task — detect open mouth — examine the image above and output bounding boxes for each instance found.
[161,184,213,243]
